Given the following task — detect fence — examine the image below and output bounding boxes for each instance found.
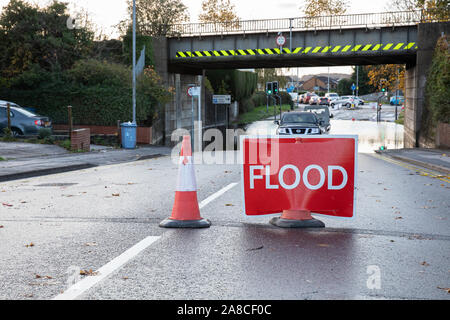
[166,10,449,37]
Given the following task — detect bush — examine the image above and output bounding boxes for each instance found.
[38,128,52,139]
[0,60,171,127]
[278,91,294,108]
[206,70,258,104]
[425,36,450,124]
[239,97,255,113]
[250,92,267,107]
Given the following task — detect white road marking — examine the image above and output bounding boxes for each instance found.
[199,182,239,209]
[53,236,160,300]
[53,181,239,300]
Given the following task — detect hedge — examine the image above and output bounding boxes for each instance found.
[206,69,258,112]
[425,36,450,124]
[0,59,167,126]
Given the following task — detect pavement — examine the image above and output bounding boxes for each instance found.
[377,148,450,175]
[0,142,172,182]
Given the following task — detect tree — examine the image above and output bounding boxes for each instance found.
[350,66,373,96]
[198,0,239,23]
[337,78,353,96]
[366,64,406,93]
[387,0,449,20]
[124,0,189,36]
[301,0,349,17]
[0,0,94,79]
[256,69,288,91]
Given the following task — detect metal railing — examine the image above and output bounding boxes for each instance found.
[166,9,449,37]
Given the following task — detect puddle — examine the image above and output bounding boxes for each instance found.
[244,119,403,153]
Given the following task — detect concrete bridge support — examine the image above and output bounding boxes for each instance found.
[153,37,206,146]
[404,22,450,148]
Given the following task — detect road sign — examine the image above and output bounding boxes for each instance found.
[276,34,286,47]
[351,83,356,91]
[212,95,231,104]
[240,136,358,218]
[187,86,200,97]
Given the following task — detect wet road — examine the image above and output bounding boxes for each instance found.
[0,118,449,301]
[246,118,403,153]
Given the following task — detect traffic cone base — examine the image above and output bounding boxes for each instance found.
[270,210,325,228]
[159,217,211,228]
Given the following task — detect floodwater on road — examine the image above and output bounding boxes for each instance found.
[244,119,404,154]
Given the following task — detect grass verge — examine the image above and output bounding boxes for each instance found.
[234,104,293,125]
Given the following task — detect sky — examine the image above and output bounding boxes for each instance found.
[0,0,394,76]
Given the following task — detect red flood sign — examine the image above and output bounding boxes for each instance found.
[240,136,358,218]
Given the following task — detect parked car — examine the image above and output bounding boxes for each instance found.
[390,96,404,105]
[324,92,339,105]
[298,93,306,104]
[275,111,325,135]
[0,101,52,136]
[318,97,329,105]
[301,92,317,104]
[304,105,332,133]
[353,96,365,105]
[309,95,320,105]
[330,96,356,108]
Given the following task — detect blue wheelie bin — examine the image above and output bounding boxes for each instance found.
[121,122,137,149]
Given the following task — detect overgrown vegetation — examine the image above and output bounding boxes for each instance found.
[425,36,450,125]
[0,0,172,127]
[206,70,258,113]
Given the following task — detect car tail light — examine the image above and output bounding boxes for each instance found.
[34,120,43,126]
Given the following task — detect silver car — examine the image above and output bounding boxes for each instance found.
[0,101,52,136]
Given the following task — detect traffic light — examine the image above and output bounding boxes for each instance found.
[272,81,279,94]
[266,82,273,95]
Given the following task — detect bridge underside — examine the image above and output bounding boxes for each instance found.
[168,51,417,74]
[168,25,417,74]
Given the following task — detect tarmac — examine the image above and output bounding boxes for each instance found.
[0,141,171,182]
[0,141,449,182]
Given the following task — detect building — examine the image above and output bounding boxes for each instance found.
[301,76,339,93]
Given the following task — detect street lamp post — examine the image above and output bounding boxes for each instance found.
[132,0,136,124]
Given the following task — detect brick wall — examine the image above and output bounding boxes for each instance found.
[71,128,90,152]
[437,123,450,149]
[54,124,153,145]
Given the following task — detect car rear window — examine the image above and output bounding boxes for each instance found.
[11,107,38,117]
[282,113,317,123]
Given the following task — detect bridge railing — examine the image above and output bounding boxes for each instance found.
[167,10,448,37]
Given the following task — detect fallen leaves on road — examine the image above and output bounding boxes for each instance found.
[437,287,450,293]
[84,242,98,247]
[395,216,403,220]
[0,225,3,228]
[25,243,34,247]
[246,245,264,251]
[317,244,330,247]
[2,202,13,207]
[225,203,234,207]
[420,261,430,266]
[112,193,120,197]
[80,269,99,276]
[408,234,431,240]
[35,274,53,279]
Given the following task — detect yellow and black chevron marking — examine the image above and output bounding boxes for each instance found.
[176,42,417,58]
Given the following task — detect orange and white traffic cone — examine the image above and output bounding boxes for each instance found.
[159,136,211,228]
[269,209,325,228]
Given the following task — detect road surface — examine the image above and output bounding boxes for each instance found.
[0,123,449,300]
